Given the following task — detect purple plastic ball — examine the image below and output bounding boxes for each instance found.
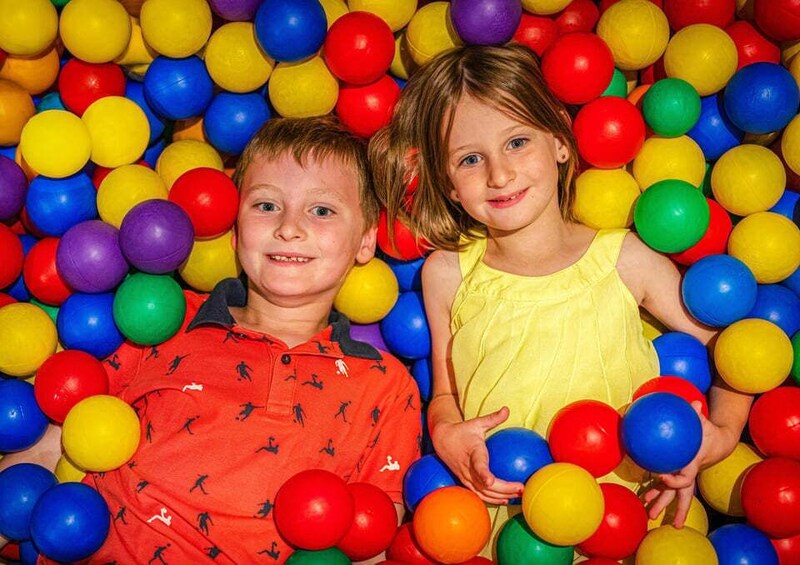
[451,0,522,46]
[208,0,262,20]
[119,200,194,274]
[56,221,129,293]
[350,322,389,352]
[0,155,27,221]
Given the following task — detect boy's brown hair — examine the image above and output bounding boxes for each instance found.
[370,43,579,252]
[234,115,380,228]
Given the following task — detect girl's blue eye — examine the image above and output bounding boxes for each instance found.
[509,137,528,149]
[311,206,334,217]
[257,202,276,212]
[459,154,480,167]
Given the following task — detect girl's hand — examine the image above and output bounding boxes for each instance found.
[431,406,526,505]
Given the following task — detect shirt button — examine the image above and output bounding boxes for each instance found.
[281,354,291,365]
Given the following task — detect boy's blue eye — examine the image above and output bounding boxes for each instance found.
[459,154,481,167]
[311,206,334,217]
[509,137,528,149]
[257,202,277,212]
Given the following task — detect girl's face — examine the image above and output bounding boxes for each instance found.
[445,95,569,234]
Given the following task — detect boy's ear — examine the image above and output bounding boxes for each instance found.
[355,225,378,265]
[230,223,238,250]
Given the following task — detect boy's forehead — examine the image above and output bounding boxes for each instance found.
[242,151,360,198]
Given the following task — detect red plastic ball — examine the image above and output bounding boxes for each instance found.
[0,293,16,308]
[547,399,624,478]
[663,0,735,31]
[20,208,46,239]
[377,209,427,261]
[724,21,781,71]
[324,11,395,85]
[336,75,400,139]
[33,349,109,423]
[741,457,800,539]
[754,0,800,42]
[0,223,24,289]
[336,483,398,562]
[584,558,625,565]
[542,32,615,106]
[639,58,668,86]
[555,0,600,34]
[169,168,238,239]
[670,198,732,266]
[92,160,150,190]
[577,483,648,559]
[386,522,436,565]
[632,376,709,419]
[748,386,800,461]
[58,59,126,117]
[0,48,6,67]
[573,96,646,169]
[513,13,559,57]
[23,237,72,306]
[273,469,355,551]
[772,532,800,565]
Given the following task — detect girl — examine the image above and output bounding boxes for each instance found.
[370,43,752,553]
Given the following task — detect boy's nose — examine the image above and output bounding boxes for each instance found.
[487,155,515,188]
[274,211,305,241]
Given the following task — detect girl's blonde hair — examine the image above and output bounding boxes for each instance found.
[370,43,579,252]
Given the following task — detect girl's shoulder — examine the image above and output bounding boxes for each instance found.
[421,249,463,309]
[617,231,677,304]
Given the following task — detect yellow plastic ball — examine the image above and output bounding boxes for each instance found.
[319,0,348,28]
[0,78,35,146]
[522,0,572,15]
[204,23,274,93]
[114,15,157,70]
[0,0,58,57]
[59,0,132,63]
[782,39,800,66]
[714,318,793,394]
[140,0,212,58]
[155,140,224,189]
[334,258,399,324]
[19,110,92,179]
[728,211,800,284]
[55,454,87,483]
[62,395,140,472]
[406,2,463,66]
[698,442,761,516]
[647,495,709,535]
[782,114,800,178]
[0,303,57,377]
[268,56,339,118]
[522,462,604,546]
[348,0,416,31]
[97,164,168,227]
[789,52,800,90]
[0,45,60,95]
[179,231,241,292]
[711,145,785,216]
[664,24,738,96]
[82,96,150,169]
[391,33,417,81]
[635,525,718,564]
[632,135,707,190]
[596,0,670,71]
[574,168,641,229]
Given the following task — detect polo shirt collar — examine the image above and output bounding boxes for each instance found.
[187,277,382,360]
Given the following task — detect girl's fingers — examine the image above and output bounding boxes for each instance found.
[487,477,526,496]
[474,406,510,432]
[672,488,694,529]
[647,489,676,520]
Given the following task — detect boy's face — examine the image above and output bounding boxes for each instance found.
[235,151,376,307]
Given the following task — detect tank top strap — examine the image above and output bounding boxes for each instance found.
[457,235,488,279]
[584,228,630,269]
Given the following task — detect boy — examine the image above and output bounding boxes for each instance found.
[1,116,421,563]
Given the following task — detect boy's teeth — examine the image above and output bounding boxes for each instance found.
[271,255,309,263]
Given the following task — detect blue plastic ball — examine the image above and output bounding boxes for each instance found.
[7,235,37,302]
[621,392,703,474]
[30,483,110,563]
[0,463,57,541]
[747,284,800,337]
[687,94,745,161]
[36,92,66,113]
[125,80,166,145]
[0,146,16,160]
[144,56,214,121]
[380,291,431,360]
[386,256,424,292]
[723,62,800,135]
[486,427,552,504]
[56,292,124,359]
[0,380,48,453]
[402,454,459,511]
[770,189,800,221]
[25,171,97,237]
[19,540,39,565]
[653,332,712,393]
[411,357,432,402]
[254,0,327,62]
[142,136,167,168]
[203,92,272,155]
[682,254,758,327]
[709,523,779,565]
[782,267,800,298]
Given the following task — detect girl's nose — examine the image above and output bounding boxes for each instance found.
[487,155,515,188]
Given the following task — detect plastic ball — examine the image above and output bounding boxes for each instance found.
[413,486,490,564]
[119,200,193,274]
[681,254,757,327]
[741,457,800,538]
[698,442,762,515]
[748,284,800,337]
[324,11,395,84]
[724,63,800,135]
[496,513,573,565]
[274,469,354,550]
[58,59,126,117]
[97,164,168,228]
[29,483,110,562]
[0,463,57,541]
[709,523,779,565]
[59,0,131,63]
[573,167,640,229]
[179,230,241,292]
[140,0,211,58]
[204,22,274,93]
[783,114,800,178]
[155,140,224,191]
[348,0,416,32]
[573,96,645,169]
[56,292,124,359]
[124,82,164,146]
[380,291,431,360]
[386,256,423,292]
[715,318,793,393]
[144,55,214,121]
[753,0,800,42]
[632,376,708,418]
[633,178,709,253]
[711,144,785,216]
[0,79,35,146]
[56,220,129,293]
[113,273,186,345]
[450,0,522,46]
[554,0,599,34]
[350,322,389,353]
[286,548,350,564]
[687,93,745,161]
[541,32,615,105]
[82,96,149,168]
[336,74,401,139]
[772,532,800,565]
[0,0,58,57]
[0,380,48,452]
[486,427,552,502]
[0,223,23,289]
[770,189,800,221]
[23,238,72,306]
[411,357,431,402]
[268,56,339,118]
[663,0,735,30]
[405,2,463,66]
[19,110,91,179]
[334,257,398,324]
[728,211,800,284]
[36,92,66,113]
[33,350,108,424]
[748,386,800,461]
[168,168,237,239]
[632,135,707,190]
[26,172,97,237]
[512,12,559,57]
[386,523,436,564]
[402,454,459,511]
[254,0,327,62]
[596,0,670,71]
[670,198,732,266]
[664,24,738,96]
[204,92,271,155]
[522,0,571,15]
[207,0,262,21]
[55,454,86,484]
[0,45,60,96]
[725,20,781,71]
[635,525,717,565]
[647,495,709,534]
[336,483,397,561]
[642,78,701,137]
[377,210,428,261]
[576,483,647,560]
[0,303,57,377]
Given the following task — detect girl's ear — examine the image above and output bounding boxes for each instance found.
[449,187,460,202]
[555,137,570,163]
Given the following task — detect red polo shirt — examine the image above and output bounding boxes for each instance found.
[72,278,421,564]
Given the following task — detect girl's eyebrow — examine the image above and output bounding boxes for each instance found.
[449,125,530,155]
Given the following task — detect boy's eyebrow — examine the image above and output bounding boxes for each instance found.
[243,184,349,204]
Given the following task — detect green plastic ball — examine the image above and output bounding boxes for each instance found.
[496,513,573,565]
[31,299,59,325]
[602,68,628,98]
[633,179,710,253]
[285,548,350,564]
[792,332,800,385]
[642,78,702,137]
[113,273,186,345]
